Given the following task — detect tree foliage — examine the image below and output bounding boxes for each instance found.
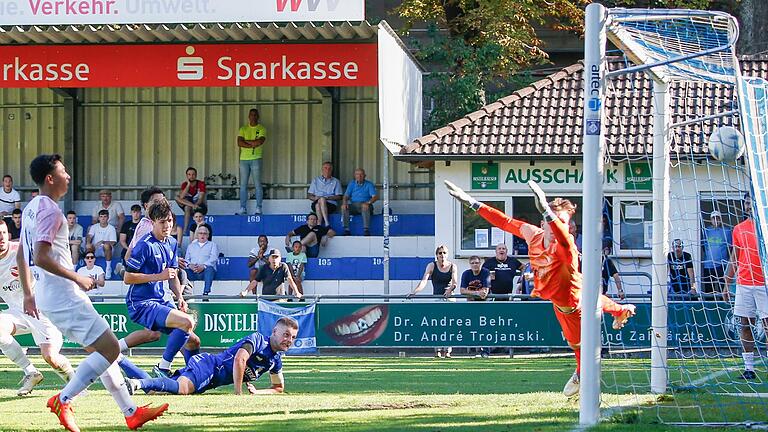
[397,0,722,131]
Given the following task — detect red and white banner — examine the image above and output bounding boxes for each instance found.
[0,43,377,88]
[0,0,364,25]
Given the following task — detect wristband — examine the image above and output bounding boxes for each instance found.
[470,200,481,211]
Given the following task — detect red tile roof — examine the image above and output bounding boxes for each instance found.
[399,56,768,161]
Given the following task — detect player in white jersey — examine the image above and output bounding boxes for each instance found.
[0,219,76,396]
[17,154,168,432]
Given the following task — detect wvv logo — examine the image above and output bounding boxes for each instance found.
[276,0,341,12]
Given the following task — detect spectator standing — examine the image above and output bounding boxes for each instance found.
[0,174,21,218]
[119,205,142,262]
[341,168,378,236]
[460,256,491,358]
[668,239,697,298]
[601,246,624,299]
[248,235,269,284]
[286,241,307,298]
[724,193,767,380]
[285,213,335,258]
[7,208,21,241]
[408,244,458,358]
[569,220,583,253]
[66,210,84,265]
[76,253,106,298]
[184,224,218,301]
[236,108,266,215]
[91,189,125,230]
[240,249,299,299]
[517,262,534,296]
[307,162,342,226]
[175,167,207,237]
[702,210,732,299]
[87,209,118,279]
[482,243,524,300]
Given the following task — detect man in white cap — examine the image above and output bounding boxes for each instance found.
[702,209,731,299]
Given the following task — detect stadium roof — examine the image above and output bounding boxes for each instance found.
[398,55,768,162]
[0,21,376,44]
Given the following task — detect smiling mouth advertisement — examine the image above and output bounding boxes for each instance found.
[323,305,389,346]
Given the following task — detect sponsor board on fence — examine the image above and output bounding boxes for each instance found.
[0,301,740,349]
[0,43,377,88]
[0,0,365,26]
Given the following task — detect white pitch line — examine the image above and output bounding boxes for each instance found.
[685,368,735,387]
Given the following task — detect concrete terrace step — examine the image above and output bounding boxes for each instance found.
[77,213,435,237]
[93,280,420,300]
[86,256,433,281]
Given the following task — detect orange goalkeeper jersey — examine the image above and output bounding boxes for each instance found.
[477,204,581,308]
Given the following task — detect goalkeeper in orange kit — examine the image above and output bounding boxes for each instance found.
[445,180,635,397]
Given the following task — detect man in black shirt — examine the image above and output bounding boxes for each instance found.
[668,239,697,297]
[601,246,624,299]
[285,213,335,258]
[119,205,142,261]
[482,243,524,300]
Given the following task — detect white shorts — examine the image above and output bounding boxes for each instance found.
[734,284,768,320]
[1,308,64,348]
[41,296,111,347]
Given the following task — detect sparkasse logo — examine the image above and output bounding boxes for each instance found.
[177,46,204,81]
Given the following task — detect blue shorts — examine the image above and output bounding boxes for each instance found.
[128,300,177,334]
[176,353,218,394]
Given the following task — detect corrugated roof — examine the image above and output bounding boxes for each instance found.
[400,55,768,161]
[0,21,376,45]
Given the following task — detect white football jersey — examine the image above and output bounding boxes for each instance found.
[21,195,88,311]
[0,242,24,310]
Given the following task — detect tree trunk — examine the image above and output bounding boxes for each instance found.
[736,0,768,55]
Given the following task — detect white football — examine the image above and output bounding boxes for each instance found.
[708,125,745,162]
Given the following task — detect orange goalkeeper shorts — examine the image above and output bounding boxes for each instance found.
[554,305,581,347]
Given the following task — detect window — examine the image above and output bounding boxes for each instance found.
[617,200,653,252]
[461,200,505,251]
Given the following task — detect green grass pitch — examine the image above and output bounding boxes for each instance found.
[0,353,766,431]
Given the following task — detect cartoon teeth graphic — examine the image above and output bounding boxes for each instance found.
[324,305,389,346]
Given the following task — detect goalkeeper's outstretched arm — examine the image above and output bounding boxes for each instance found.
[444,180,531,239]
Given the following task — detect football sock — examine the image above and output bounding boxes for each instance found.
[162,329,190,365]
[574,348,582,375]
[61,351,111,404]
[100,362,137,417]
[118,355,151,379]
[138,376,180,394]
[743,352,755,371]
[182,348,200,364]
[0,334,34,373]
[118,338,129,352]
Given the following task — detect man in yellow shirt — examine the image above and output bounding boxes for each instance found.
[237,108,267,215]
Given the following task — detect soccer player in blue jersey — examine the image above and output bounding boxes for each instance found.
[126,317,298,395]
[123,199,201,377]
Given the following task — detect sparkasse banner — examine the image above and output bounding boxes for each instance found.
[0,43,377,88]
[0,0,364,25]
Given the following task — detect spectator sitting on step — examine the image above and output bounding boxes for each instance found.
[240,248,300,299]
[286,240,307,297]
[119,204,142,264]
[184,223,218,301]
[66,210,84,264]
[76,252,105,298]
[187,208,208,244]
[248,235,269,285]
[86,209,117,279]
[285,212,335,258]
[307,161,342,226]
[91,188,125,231]
[0,174,21,218]
[7,208,22,241]
[341,168,378,236]
[176,166,207,239]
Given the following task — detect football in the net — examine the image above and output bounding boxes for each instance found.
[708,125,745,162]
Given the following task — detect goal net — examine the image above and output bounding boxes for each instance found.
[582,5,768,427]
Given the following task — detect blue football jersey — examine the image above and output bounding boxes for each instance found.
[210,332,283,389]
[125,232,178,306]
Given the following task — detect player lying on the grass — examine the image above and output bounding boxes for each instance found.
[123,199,201,378]
[0,220,76,396]
[126,317,298,396]
[18,154,168,432]
[445,180,635,397]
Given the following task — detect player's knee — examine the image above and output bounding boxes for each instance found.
[180,316,195,332]
[146,330,162,343]
[187,333,200,349]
